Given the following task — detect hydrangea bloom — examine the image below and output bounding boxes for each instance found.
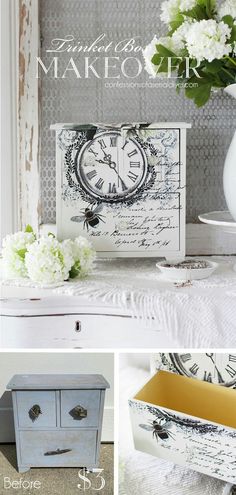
[185,19,231,62]
[219,0,236,20]
[171,19,193,51]
[1,231,35,278]
[63,236,96,278]
[160,0,197,25]
[25,236,74,284]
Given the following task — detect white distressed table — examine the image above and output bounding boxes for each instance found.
[1,256,236,349]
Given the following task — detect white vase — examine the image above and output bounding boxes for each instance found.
[223,84,236,221]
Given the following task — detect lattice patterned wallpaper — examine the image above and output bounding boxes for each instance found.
[40,0,236,224]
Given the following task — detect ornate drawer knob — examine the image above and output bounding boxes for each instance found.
[69,405,87,420]
[28,404,42,422]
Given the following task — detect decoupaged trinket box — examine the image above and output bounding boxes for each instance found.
[52,122,191,259]
[129,370,236,483]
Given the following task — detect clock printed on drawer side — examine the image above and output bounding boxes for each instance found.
[52,123,191,258]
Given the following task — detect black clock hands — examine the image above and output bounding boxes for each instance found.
[95,158,128,191]
[206,353,224,383]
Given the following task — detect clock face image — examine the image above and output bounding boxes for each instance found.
[170,353,236,386]
[75,131,148,202]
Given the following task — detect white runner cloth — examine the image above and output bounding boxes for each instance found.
[54,256,236,347]
[2,257,236,347]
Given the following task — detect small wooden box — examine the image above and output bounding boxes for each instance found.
[52,123,191,259]
[129,371,236,483]
[7,374,110,473]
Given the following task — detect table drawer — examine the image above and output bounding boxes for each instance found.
[61,390,100,427]
[19,430,97,467]
[16,391,56,428]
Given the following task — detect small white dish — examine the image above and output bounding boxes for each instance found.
[156,259,218,282]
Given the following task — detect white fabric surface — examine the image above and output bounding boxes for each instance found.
[55,257,236,348]
[119,366,232,495]
[2,256,236,347]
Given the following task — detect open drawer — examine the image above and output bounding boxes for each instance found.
[129,370,236,484]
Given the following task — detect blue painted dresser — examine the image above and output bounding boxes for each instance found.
[7,374,110,473]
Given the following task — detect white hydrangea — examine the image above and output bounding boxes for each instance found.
[25,236,74,284]
[160,0,197,25]
[1,231,35,278]
[63,236,96,278]
[143,36,159,77]
[172,19,194,51]
[218,0,236,20]
[185,19,232,62]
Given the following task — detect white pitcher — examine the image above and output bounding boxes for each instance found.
[223,83,236,221]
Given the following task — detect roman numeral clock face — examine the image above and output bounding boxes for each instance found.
[75,131,148,202]
[170,353,236,387]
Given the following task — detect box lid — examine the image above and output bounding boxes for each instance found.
[50,122,191,130]
[7,374,110,390]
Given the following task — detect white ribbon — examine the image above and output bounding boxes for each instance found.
[92,122,149,140]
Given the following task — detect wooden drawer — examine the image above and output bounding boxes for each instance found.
[19,430,97,467]
[60,390,100,428]
[16,391,56,428]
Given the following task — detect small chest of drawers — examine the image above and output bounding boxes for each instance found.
[7,374,110,473]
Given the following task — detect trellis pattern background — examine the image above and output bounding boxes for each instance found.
[40,0,236,224]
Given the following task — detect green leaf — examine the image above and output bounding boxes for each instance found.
[155,44,177,58]
[151,55,169,73]
[25,224,33,233]
[178,59,187,77]
[16,248,27,259]
[151,54,164,66]
[222,15,234,28]
[229,25,236,43]
[168,14,185,35]
[69,261,81,279]
[181,5,208,20]
[204,60,223,74]
[205,0,216,18]
[152,44,183,75]
[185,76,213,107]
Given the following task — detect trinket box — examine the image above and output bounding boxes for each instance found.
[52,122,191,259]
[129,370,236,483]
[7,374,110,472]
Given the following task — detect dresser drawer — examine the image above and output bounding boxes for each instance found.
[19,430,97,467]
[60,390,100,427]
[16,391,56,428]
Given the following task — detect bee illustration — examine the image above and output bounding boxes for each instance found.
[139,419,175,442]
[71,203,105,231]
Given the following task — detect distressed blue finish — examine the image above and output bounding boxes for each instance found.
[8,374,109,472]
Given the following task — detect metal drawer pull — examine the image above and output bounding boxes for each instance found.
[69,405,87,420]
[44,448,72,456]
[75,320,82,332]
[28,404,42,422]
